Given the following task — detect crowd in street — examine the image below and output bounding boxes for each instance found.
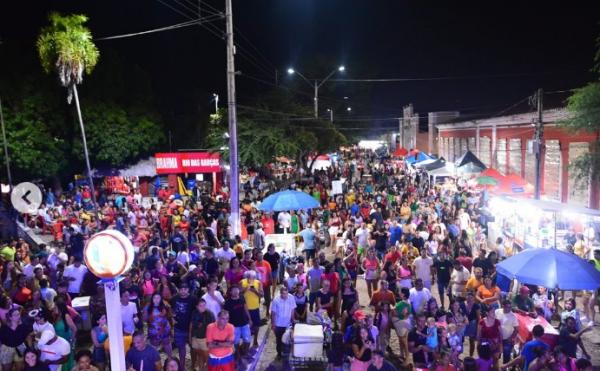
[0,147,599,371]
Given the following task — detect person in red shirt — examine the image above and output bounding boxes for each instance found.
[369,280,396,308]
[206,310,235,371]
[384,244,402,266]
[254,251,272,316]
[456,248,473,272]
[321,263,340,323]
[261,214,275,235]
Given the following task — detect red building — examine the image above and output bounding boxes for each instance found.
[435,108,600,209]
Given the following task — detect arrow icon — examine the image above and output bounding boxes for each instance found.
[11,182,42,214]
[21,190,32,205]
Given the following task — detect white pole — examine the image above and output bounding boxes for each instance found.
[104,279,126,371]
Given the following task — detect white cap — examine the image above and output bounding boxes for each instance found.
[58,252,68,262]
[38,330,55,346]
[189,264,197,270]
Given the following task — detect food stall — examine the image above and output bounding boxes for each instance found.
[487,196,600,253]
[155,152,223,195]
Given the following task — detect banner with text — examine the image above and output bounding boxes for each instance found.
[155,152,221,174]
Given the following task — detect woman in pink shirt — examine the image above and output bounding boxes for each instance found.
[361,248,380,298]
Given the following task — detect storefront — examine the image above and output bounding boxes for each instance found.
[487,196,600,255]
[155,152,223,195]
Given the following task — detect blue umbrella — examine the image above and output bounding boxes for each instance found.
[405,152,432,165]
[258,190,320,212]
[496,248,600,290]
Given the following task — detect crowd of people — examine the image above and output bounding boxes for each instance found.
[0,146,598,371]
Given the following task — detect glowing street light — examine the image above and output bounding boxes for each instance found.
[287,65,346,118]
[84,230,135,371]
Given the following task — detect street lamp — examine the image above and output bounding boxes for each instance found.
[326,108,333,122]
[346,107,352,112]
[84,230,135,371]
[287,65,346,118]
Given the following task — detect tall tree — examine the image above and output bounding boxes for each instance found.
[561,36,600,191]
[206,89,346,173]
[37,12,99,206]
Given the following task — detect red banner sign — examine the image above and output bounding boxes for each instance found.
[155,152,221,174]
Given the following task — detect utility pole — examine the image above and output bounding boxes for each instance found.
[398,118,404,149]
[534,88,543,200]
[0,98,12,189]
[225,0,240,236]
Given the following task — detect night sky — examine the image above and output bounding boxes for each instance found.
[1,1,599,132]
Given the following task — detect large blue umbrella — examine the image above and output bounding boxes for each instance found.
[496,248,600,290]
[258,190,320,212]
[405,152,432,165]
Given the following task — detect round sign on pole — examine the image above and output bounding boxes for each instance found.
[84,230,134,279]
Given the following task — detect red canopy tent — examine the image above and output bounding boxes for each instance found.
[393,147,409,157]
[492,173,534,196]
[480,168,504,180]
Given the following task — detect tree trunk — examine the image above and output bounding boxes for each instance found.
[72,85,99,217]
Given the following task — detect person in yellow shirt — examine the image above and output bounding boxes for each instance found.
[240,270,263,347]
[399,201,411,221]
[464,267,483,295]
[401,241,419,265]
[345,191,355,207]
[573,233,589,259]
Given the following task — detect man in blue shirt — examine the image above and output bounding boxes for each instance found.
[298,225,316,261]
[125,331,161,371]
[350,201,360,217]
[389,220,402,246]
[501,324,548,371]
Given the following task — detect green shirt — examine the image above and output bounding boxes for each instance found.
[0,246,15,262]
[512,295,535,313]
[395,300,411,320]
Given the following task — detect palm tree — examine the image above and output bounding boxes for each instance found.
[37,12,100,210]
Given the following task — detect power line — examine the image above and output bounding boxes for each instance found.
[328,72,559,83]
[94,18,221,41]
[155,0,276,80]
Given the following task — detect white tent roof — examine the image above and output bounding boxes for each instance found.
[428,164,455,177]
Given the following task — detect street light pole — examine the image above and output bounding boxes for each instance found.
[327,109,333,123]
[225,0,240,236]
[534,88,543,200]
[288,66,344,119]
[314,81,318,118]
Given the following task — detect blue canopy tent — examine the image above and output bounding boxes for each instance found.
[496,248,600,290]
[258,190,320,212]
[405,152,432,165]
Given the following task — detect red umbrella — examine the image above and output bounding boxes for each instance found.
[393,147,408,157]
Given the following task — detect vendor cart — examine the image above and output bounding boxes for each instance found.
[286,322,332,370]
